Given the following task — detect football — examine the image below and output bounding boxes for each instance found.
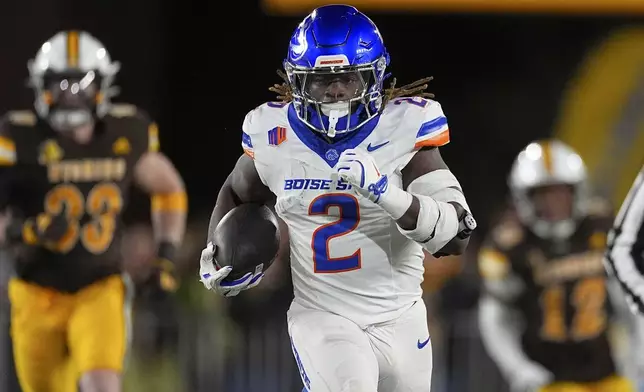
[207,203,281,282]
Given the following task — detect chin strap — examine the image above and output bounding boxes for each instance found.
[327,109,340,138]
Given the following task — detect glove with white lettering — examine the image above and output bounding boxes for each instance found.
[336,148,389,203]
[199,242,263,297]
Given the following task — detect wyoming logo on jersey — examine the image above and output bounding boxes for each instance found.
[38,140,63,164]
[112,137,131,155]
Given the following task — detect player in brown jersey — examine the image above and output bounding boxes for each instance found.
[477,140,642,392]
[0,31,187,392]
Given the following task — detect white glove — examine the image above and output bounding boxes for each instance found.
[336,148,389,203]
[508,362,553,392]
[199,242,263,297]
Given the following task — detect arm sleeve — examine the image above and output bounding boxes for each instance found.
[479,295,537,380]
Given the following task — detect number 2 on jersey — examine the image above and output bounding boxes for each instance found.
[29,183,123,254]
[309,194,361,273]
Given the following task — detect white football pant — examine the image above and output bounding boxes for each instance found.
[288,300,432,392]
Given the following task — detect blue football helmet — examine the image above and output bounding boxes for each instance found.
[284,5,390,137]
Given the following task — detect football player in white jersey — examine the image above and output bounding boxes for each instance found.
[199,4,476,391]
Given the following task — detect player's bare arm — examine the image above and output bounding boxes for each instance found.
[211,154,289,289]
[199,153,279,296]
[134,151,187,275]
[210,153,274,227]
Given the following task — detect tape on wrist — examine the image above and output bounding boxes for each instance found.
[378,182,413,220]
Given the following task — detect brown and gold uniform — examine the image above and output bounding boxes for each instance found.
[0,104,159,392]
[478,208,634,392]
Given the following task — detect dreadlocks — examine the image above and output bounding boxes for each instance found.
[267,69,434,104]
[268,69,294,103]
[382,76,434,104]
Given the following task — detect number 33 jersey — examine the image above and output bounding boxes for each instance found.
[0,105,158,292]
[478,207,617,383]
[242,98,450,327]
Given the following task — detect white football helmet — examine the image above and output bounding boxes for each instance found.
[27,30,120,131]
[508,139,588,239]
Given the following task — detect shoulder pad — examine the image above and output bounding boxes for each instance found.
[243,102,288,136]
[412,99,450,149]
[7,111,37,127]
[105,103,153,131]
[108,104,139,118]
[105,104,157,154]
[478,247,511,281]
[240,102,289,160]
[385,98,450,149]
[478,215,524,280]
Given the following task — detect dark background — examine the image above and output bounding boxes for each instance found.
[2,1,642,231]
[0,1,643,391]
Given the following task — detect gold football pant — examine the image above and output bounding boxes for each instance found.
[539,375,634,392]
[9,274,133,392]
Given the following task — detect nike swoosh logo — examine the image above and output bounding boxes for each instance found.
[366,141,389,152]
[417,337,430,349]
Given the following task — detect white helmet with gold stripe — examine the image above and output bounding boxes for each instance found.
[508,139,588,239]
[27,30,120,131]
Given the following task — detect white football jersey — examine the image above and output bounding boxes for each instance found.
[241,97,450,327]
